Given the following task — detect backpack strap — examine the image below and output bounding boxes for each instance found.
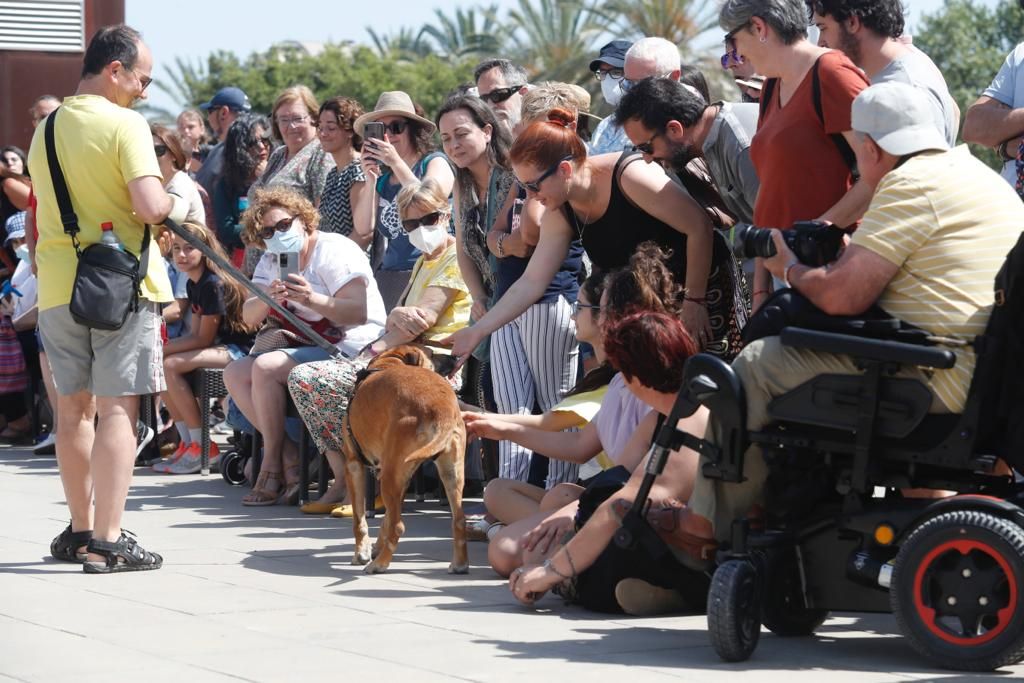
[811,57,859,180]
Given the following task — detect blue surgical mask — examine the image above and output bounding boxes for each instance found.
[14,244,29,263]
[264,223,305,254]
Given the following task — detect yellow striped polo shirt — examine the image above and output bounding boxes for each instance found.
[851,145,1024,411]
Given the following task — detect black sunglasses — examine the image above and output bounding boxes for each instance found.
[154,144,168,157]
[258,216,295,240]
[724,21,750,50]
[401,211,446,232]
[631,132,660,155]
[517,155,572,193]
[251,135,272,148]
[480,85,525,104]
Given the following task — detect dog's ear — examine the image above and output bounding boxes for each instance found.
[431,353,458,378]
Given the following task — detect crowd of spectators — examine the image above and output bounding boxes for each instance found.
[12,0,1024,620]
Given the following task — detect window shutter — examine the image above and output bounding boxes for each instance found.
[0,0,84,53]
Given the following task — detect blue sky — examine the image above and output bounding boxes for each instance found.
[126,0,995,113]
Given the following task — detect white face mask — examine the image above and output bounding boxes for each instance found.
[601,77,623,107]
[14,244,29,263]
[408,224,447,254]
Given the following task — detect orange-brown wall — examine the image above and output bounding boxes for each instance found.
[0,0,124,153]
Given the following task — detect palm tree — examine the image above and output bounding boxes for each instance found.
[600,0,719,58]
[418,4,505,60]
[506,0,607,85]
[366,26,433,61]
[136,56,208,123]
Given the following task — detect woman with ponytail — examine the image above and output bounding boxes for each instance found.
[446,107,742,365]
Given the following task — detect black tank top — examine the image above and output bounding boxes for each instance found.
[569,152,689,280]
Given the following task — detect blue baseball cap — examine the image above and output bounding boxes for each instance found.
[199,87,252,112]
[590,40,633,72]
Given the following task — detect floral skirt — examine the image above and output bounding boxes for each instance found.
[287,354,463,456]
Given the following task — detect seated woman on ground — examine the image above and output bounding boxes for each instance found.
[287,178,471,516]
[463,271,634,535]
[153,222,255,475]
[224,188,386,506]
[508,310,711,616]
[485,242,685,571]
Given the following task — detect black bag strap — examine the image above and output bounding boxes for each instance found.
[811,57,859,180]
[758,60,858,180]
[44,107,150,281]
[43,109,80,239]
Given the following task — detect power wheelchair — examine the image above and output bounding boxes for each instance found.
[616,237,1024,671]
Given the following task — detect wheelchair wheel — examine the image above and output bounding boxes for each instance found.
[760,548,830,636]
[891,509,1024,671]
[220,450,248,487]
[708,559,761,662]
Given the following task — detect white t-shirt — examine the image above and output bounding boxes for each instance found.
[11,260,37,322]
[252,231,386,356]
[982,41,1024,185]
[165,170,206,226]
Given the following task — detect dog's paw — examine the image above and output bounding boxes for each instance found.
[351,551,371,566]
[448,562,469,575]
[364,561,389,574]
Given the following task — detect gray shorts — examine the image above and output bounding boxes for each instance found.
[38,302,165,397]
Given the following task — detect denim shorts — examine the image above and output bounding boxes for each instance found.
[275,345,333,364]
[225,344,248,361]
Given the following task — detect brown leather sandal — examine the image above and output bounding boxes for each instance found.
[242,470,285,506]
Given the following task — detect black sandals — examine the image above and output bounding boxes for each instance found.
[82,531,163,574]
[50,524,93,563]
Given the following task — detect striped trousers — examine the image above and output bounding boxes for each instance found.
[489,295,579,487]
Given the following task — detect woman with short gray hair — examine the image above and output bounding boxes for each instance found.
[719,0,869,312]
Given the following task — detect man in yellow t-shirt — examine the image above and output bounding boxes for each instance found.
[659,82,1024,554]
[26,25,191,573]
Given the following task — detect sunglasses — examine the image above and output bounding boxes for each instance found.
[631,132,660,155]
[720,49,745,69]
[570,301,600,316]
[131,67,153,91]
[724,21,750,50]
[401,211,447,232]
[517,155,572,193]
[480,85,525,104]
[258,216,295,240]
[370,121,407,137]
[593,68,624,82]
[251,135,272,148]
[154,144,168,157]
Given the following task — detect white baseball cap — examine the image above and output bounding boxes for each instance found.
[851,82,948,156]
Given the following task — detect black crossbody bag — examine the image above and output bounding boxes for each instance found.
[44,109,150,331]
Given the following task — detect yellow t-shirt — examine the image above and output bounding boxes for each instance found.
[404,242,471,348]
[851,145,1024,411]
[27,94,173,311]
[552,385,616,472]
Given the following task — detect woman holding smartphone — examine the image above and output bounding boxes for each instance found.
[354,91,455,310]
[223,188,386,506]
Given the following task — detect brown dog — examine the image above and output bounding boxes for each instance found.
[340,345,468,574]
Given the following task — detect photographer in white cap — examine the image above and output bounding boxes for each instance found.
[640,81,1024,560]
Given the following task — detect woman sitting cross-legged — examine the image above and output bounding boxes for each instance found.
[507,310,712,616]
[287,178,471,515]
[224,188,386,506]
[154,223,255,475]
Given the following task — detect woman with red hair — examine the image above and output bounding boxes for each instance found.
[446,108,744,365]
[507,309,711,615]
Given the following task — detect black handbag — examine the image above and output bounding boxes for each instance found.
[43,110,149,331]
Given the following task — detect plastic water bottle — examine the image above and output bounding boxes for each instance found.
[238,196,249,212]
[100,222,124,251]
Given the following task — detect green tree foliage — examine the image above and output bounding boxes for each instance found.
[915,0,1024,168]
[506,0,608,85]
[418,4,504,59]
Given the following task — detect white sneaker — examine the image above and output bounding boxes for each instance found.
[135,421,155,458]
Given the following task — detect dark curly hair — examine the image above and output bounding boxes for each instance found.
[806,0,905,38]
[222,113,272,196]
[319,96,365,151]
[616,77,707,133]
[602,241,685,322]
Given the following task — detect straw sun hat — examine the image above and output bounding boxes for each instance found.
[353,91,435,137]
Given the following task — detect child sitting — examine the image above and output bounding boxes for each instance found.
[153,222,254,474]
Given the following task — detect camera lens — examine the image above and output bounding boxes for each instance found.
[732,224,778,259]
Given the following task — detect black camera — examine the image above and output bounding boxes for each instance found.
[732,220,848,267]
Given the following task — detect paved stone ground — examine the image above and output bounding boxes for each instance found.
[1,446,1021,682]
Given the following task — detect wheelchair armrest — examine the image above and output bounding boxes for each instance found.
[780,327,956,369]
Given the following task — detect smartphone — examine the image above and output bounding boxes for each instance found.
[278,251,300,284]
[362,121,390,175]
[510,198,525,233]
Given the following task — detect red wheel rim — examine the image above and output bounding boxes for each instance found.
[912,539,1018,646]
